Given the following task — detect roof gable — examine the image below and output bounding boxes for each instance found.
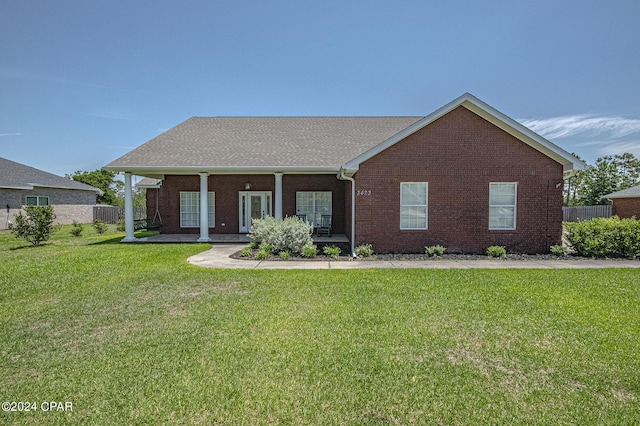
[342,93,585,176]
[0,157,101,193]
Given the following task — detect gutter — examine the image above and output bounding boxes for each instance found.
[338,168,357,258]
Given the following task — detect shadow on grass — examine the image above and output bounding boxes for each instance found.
[90,231,160,245]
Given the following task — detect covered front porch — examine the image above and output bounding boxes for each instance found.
[123,233,350,245]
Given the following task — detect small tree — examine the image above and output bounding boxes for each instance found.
[9,205,57,246]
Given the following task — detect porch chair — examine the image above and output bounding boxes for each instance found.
[316,215,332,237]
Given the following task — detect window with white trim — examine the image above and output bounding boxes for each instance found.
[489,183,517,230]
[180,192,215,228]
[400,182,428,230]
[296,192,332,227]
[26,196,49,206]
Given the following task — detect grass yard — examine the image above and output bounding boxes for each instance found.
[1,226,639,425]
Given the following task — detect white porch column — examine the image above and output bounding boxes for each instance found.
[197,172,211,242]
[122,172,136,242]
[274,172,283,219]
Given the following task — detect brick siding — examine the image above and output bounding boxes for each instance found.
[151,174,346,234]
[353,106,564,254]
[612,198,640,219]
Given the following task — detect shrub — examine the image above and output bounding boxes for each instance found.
[425,245,446,257]
[301,244,318,258]
[116,220,125,232]
[249,216,313,254]
[9,205,57,246]
[239,247,253,257]
[70,221,84,237]
[323,245,341,259]
[355,243,374,257]
[92,219,108,234]
[259,243,274,254]
[565,217,640,258]
[256,249,270,260]
[550,244,569,256]
[279,250,291,260]
[486,245,507,258]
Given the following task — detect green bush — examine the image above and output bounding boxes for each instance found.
[70,221,84,237]
[565,217,640,258]
[9,205,57,246]
[249,216,313,254]
[256,249,270,260]
[239,247,252,257]
[92,220,108,234]
[259,243,274,254]
[550,244,569,256]
[425,245,446,257]
[486,245,507,258]
[323,245,341,259]
[301,244,318,258]
[116,220,125,232]
[279,250,291,260]
[355,244,374,257]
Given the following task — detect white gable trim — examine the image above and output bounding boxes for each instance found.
[342,93,586,176]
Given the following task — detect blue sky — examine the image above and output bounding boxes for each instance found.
[2,0,640,176]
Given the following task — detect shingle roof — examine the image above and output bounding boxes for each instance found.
[104,116,422,171]
[604,184,640,199]
[103,93,585,176]
[0,157,101,192]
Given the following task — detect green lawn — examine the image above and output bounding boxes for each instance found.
[1,227,639,424]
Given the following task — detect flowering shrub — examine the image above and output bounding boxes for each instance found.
[249,216,313,254]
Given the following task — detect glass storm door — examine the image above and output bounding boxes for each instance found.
[239,191,272,233]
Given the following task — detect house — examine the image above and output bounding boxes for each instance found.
[604,184,640,218]
[0,157,101,229]
[104,93,585,254]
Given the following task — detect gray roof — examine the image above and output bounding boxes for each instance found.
[0,157,101,193]
[103,94,585,176]
[105,116,422,172]
[605,184,640,199]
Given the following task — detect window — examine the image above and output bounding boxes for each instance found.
[489,183,517,230]
[296,192,332,226]
[400,182,428,230]
[25,196,49,206]
[180,192,215,228]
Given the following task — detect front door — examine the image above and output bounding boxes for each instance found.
[239,191,272,233]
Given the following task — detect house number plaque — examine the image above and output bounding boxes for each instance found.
[356,190,372,196]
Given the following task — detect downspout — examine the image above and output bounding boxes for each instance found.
[339,168,356,258]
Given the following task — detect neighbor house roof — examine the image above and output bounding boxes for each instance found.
[104,93,585,177]
[604,184,640,199]
[0,157,102,193]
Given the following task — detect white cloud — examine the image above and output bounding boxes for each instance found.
[520,114,640,140]
[519,114,640,163]
[0,133,23,137]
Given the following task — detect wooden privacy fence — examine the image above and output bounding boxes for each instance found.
[93,206,147,224]
[563,205,612,222]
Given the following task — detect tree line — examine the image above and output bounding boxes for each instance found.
[565,152,640,206]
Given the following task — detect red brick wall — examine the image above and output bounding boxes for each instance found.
[148,174,346,234]
[612,198,640,219]
[353,106,565,254]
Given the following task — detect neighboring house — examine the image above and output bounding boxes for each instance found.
[104,93,585,254]
[0,157,101,229]
[604,184,640,218]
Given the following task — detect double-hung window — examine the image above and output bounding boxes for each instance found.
[400,182,428,230]
[296,192,331,227]
[26,196,49,206]
[489,183,517,230]
[180,192,215,228]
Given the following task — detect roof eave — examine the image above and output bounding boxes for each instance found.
[103,165,341,176]
[344,93,587,174]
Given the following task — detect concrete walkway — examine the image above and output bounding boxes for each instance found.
[187,244,640,269]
